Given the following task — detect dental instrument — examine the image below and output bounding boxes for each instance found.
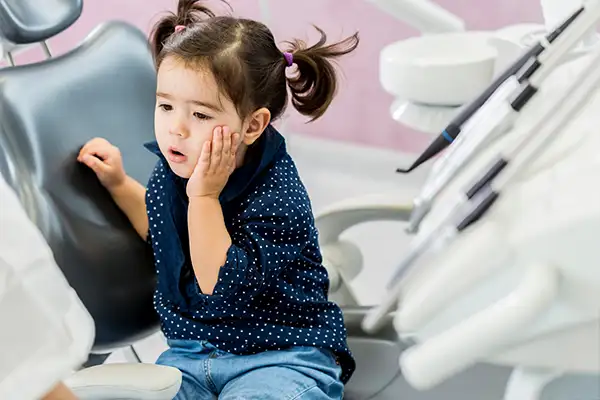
[415,12,600,271]
[405,1,600,233]
[398,3,588,215]
[395,5,585,175]
[364,21,600,333]
[453,45,600,232]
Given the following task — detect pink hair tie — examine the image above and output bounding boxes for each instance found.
[283,51,293,67]
[174,25,186,32]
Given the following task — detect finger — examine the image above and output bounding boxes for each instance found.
[209,126,223,173]
[227,150,237,173]
[78,142,94,160]
[222,126,232,157]
[90,144,114,162]
[79,142,113,163]
[231,133,241,154]
[196,140,211,174]
[78,138,107,160]
[229,132,240,165]
[221,126,233,170]
[80,154,109,176]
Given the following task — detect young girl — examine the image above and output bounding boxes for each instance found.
[78,0,359,398]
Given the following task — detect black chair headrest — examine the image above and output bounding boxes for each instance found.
[0,0,83,44]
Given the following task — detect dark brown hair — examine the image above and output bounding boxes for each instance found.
[150,0,359,122]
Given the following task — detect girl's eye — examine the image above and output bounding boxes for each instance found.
[194,112,211,120]
[159,104,173,111]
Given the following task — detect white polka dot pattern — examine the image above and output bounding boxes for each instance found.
[144,139,355,383]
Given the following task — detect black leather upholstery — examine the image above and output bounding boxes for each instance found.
[0,21,160,352]
[0,0,82,44]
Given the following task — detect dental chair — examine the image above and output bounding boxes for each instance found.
[0,0,83,65]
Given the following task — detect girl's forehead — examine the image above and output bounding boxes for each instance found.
[158,58,217,91]
[156,57,231,111]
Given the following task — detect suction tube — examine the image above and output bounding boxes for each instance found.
[396,5,585,174]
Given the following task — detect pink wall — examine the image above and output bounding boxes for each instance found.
[17,0,543,153]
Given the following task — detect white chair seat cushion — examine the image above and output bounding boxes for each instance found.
[66,363,182,400]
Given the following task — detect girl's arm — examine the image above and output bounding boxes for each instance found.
[187,196,231,295]
[78,139,148,240]
[108,175,149,241]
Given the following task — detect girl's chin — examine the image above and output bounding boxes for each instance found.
[168,162,193,179]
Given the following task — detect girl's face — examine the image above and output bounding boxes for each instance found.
[154,56,246,178]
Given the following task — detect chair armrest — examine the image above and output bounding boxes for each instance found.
[315,192,414,305]
[315,192,413,243]
[66,363,181,400]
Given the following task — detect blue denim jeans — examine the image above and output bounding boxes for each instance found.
[156,339,344,399]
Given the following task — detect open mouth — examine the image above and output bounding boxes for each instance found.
[168,147,187,163]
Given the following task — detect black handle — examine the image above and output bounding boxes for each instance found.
[457,189,500,231]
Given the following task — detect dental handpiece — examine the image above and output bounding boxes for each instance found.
[387,154,507,289]
[405,77,520,233]
[395,5,585,175]
[406,1,600,233]
[456,41,600,233]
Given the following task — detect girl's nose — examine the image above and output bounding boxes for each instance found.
[169,119,189,138]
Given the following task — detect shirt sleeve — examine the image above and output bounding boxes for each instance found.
[208,188,316,300]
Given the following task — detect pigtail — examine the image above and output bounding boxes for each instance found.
[150,0,222,61]
[284,27,359,121]
[176,0,217,25]
[150,13,178,60]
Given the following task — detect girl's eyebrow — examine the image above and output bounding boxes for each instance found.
[156,92,223,112]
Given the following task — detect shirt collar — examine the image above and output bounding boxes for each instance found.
[144,124,286,203]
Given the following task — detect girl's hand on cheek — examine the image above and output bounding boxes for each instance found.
[186,125,240,199]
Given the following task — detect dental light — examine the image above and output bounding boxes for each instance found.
[369,0,493,136]
[363,0,600,332]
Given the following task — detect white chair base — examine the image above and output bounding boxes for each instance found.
[503,367,562,400]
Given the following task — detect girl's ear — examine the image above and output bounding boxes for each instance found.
[243,108,271,145]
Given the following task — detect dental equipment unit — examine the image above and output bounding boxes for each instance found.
[392,44,600,395]
[405,1,600,233]
[364,0,600,332]
[396,6,585,175]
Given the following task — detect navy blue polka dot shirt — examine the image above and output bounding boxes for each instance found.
[143,126,355,383]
